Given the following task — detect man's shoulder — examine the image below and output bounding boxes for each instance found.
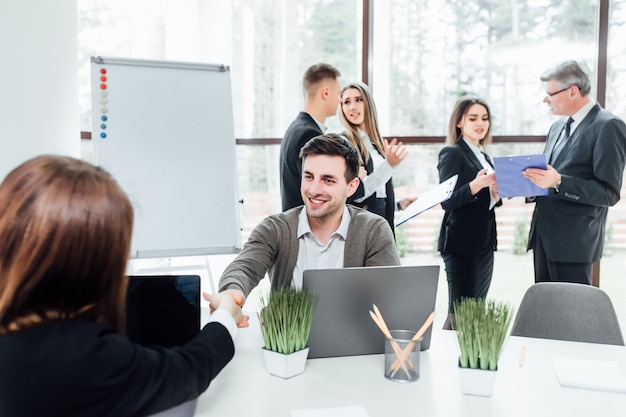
[283,113,321,140]
[347,205,387,226]
[263,207,302,225]
[594,107,625,125]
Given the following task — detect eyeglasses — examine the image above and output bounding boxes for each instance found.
[546,86,571,97]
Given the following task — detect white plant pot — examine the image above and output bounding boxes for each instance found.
[262,347,310,379]
[458,364,498,397]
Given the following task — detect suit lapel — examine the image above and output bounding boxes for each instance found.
[552,104,601,166]
[458,139,484,172]
[546,119,567,160]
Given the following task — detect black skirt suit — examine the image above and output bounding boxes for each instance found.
[437,139,499,311]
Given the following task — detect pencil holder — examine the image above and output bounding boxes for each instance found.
[384,330,420,382]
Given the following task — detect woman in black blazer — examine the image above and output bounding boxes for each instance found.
[339,81,415,234]
[437,96,501,329]
[0,155,246,417]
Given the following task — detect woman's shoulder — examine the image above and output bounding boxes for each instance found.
[438,142,464,159]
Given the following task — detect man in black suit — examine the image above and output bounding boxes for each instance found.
[280,63,341,211]
[524,60,626,284]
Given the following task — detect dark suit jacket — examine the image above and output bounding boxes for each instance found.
[279,112,323,211]
[0,320,234,417]
[528,104,626,263]
[437,140,499,255]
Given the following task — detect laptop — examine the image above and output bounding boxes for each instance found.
[126,275,201,347]
[303,265,439,359]
[125,275,201,417]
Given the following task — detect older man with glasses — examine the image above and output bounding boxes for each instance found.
[522,60,626,285]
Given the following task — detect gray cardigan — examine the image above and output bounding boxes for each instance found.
[219,205,400,296]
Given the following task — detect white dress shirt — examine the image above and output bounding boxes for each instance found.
[463,139,497,209]
[353,130,395,203]
[292,206,351,288]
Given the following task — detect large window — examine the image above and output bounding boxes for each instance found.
[78,0,626,249]
[371,0,600,137]
[607,0,626,118]
[78,0,362,137]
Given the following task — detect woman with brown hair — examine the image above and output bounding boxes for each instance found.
[437,96,501,329]
[0,155,244,416]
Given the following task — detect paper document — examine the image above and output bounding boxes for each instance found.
[493,154,549,198]
[290,405,371,417]
[395,174,458,227]
[552,357,626,394]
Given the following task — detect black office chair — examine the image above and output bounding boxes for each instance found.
[511,282,625,346]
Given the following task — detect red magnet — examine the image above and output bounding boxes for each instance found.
[100,83,107,90]
[100,68,107,74]
[100,75,107,82]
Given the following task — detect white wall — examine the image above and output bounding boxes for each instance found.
[0,0,79,180]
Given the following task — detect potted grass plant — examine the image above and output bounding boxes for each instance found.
[258,287,317,379]
[453,297,513,396]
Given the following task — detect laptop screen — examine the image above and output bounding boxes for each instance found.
[125,275,201,348]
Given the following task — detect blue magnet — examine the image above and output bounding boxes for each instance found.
[100,123,107,129]
[101,115,108,121]
[100,132,107,139]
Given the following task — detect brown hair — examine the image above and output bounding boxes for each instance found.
[446,95,493,148]
[339,81,385,163]
[299,133,360,183]
[0,155,133,335]
[303,63,341,96]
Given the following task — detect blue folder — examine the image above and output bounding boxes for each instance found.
[493,154,549,198]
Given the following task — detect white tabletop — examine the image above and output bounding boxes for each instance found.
[196,312,626,417]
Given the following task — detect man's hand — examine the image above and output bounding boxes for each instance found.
[523,165,561,189]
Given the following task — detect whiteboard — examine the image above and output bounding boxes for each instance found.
[91,56,241,258]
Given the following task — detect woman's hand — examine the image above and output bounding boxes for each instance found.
[469,168,496,196]
[398,196,417,210]
[384,138,409,168]
[203,291,249,328]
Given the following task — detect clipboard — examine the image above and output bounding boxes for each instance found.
[493,154,549,198]
[395,175,458,227]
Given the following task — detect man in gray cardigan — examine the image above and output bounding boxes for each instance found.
[219,134,400,312]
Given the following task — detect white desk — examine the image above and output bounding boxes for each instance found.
[196,313,626,417]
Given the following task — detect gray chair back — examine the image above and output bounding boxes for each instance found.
[511,282,624,346]
[148,399,196,417]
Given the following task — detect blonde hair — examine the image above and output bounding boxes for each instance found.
[0,155,133,334]
[339,82,385,163]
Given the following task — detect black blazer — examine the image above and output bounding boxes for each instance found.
[0,320,234,417]
[528,104,626,263]
[437,140,499,255]
[279,112,323,211]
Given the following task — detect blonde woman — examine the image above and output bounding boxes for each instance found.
[339,81,415,234]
